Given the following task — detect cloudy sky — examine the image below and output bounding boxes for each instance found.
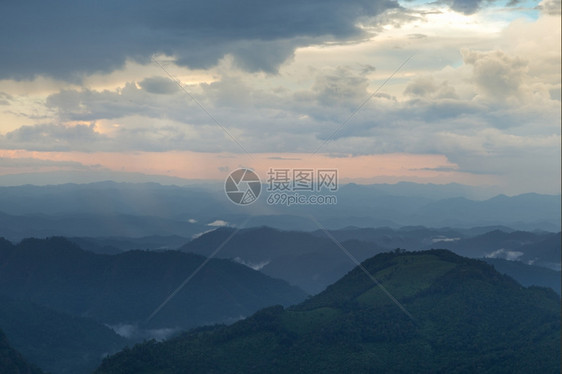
[0,0,560,194]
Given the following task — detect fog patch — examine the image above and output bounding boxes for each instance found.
[208,220,229,227]
[192,228,217,239]
[485,249,524,261]
[232,257,270,271]
[432,237,461,243]
[108,323,181,342]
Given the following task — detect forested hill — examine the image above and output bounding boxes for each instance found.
[95,249,561,374]
[0,237,306,329]
[0,329,44,374]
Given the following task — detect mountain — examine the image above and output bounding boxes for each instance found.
[519,232,562,269]
[182,226,560,294]
[0,237,306,332]
[0,210,206,242]
[69,235,190,254]
[411,193,561,230]
[311,225,468,250]
[442,229,549,257]
[483,258,561,294]
[0,293,126,374]
[181,226,385,294]
[94,250,561,373]
[0,329,44,374]
[0,182,559,242]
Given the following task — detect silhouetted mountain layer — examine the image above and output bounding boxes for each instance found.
[69,235,190,254]
[483,258,561,294]
[0,237,306,331]
[182,226,560,294]
[0,293,126,374]
[0,329,44,374]
[519,232,562,269]
[182,226,386,294]
[94,250,561,374]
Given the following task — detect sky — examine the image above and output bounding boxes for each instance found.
[0,0,560,195]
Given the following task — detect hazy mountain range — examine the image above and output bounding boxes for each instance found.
[0,182,559,242]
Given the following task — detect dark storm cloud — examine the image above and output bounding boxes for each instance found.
[0,0,397,80]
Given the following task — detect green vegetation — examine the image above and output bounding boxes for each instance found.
[95,249,561,373]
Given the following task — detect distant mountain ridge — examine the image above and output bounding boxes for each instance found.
[182,226,561,294]
[0,182,559,241]
[94,249,561,374]
[182,226,386,294]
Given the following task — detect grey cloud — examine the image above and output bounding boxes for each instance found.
[45,83,204,124]
[359,64,376,75]
[408,34,427,40]
[139,77,179,95]
[0,121,193,152]
[0,0,397,80]
[448,0,484,14]
[0,157,93,170]
[312,66,371,107]
[462,49,527,99]
[46,88,142,121]
[440,0,540,16]
[267,156,302,160]
[435,0,500,15]
[7,52,557,160]
[368,7,422,29]
[404,77,457,99]
[229,39,300,73]
[1,123,107,152]
[0,92,13,106]
[539,0,561,15]
[413,166,460,173]
[549,87,561,101]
